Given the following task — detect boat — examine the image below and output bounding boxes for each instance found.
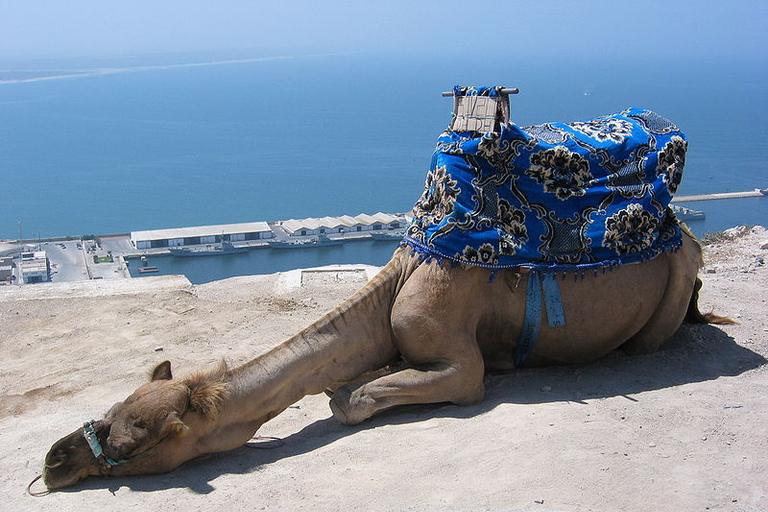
[169,241,248,257]
[268,233,344,249]
[370,230,405,241]
[670,204,706,221]
[138,266,159,273]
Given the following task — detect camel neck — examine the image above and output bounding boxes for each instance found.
[218,257,410,434]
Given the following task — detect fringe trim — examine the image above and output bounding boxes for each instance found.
[400,235,683,277]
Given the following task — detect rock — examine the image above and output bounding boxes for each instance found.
[760,240,768,250]
[725,226,749,237]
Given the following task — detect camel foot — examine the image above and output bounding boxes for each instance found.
[328,386,372,426]
[329,398,351,425]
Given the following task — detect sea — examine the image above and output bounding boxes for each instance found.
[1,51,766,283]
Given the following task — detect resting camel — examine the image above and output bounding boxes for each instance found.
[42,92,730,490]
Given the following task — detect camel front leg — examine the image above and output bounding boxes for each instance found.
[328,342,486,425]
[328,262,490,425]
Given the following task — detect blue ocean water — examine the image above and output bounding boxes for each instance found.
[1,52,766,281]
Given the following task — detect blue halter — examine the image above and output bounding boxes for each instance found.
[82,419,170,467]
[82,420,128,467]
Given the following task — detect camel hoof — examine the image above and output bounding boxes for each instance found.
[329,387,365,426]
[329,399,350,424]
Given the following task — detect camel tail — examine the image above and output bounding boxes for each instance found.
[685,277,737,325]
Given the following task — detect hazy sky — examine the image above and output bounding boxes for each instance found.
[1,0,766,61]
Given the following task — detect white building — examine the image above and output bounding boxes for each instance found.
[279,213,405,237]
[0,256,13,284]
[20,251,49,284]
[279,216,355,237]
[130,222,274,250]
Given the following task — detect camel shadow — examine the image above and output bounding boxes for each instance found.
[62,323,765,495]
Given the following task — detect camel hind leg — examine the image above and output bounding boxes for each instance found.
[620,274,695,355]
[621,234,719,355]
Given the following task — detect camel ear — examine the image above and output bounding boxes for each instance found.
[151,361,173,381]
[162,411,189,436]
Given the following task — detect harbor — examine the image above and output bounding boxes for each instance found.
[1,212,409,286]
[124,212,408,283]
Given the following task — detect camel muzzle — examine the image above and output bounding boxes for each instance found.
[42,426,96,490]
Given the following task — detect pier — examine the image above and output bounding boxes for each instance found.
[672,188,767,203]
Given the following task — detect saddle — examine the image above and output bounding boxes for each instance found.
[403,86,687,273]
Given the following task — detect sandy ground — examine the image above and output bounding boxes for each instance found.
[1,227,766,512]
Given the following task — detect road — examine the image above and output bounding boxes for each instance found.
[39,241,89,282]
[20,240,128,284]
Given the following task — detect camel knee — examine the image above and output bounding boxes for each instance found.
[440,361,485,405]
[451,383,485,406]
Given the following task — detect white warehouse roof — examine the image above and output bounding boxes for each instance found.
[279,213,405,235]
[131,221,272,243]
[280,216,355,233]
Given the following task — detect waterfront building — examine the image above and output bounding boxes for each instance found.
[279,213,405,237]
[20,251,50,284]
[0,256,13,284]
[130,221,273,250]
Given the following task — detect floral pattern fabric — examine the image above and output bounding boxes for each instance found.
[403,87,686,272]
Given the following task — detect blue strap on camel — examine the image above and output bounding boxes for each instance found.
[402,85,688,364]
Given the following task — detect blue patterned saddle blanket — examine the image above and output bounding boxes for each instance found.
[402,89,687,273]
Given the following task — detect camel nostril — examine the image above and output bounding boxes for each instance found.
[45,450,68,469]
[45,458,66,469]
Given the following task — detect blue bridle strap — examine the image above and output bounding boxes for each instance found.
[83,420,127,466]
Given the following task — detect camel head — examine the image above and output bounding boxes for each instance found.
[43,360,229,490]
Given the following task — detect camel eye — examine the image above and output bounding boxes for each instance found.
[133,420,147,430]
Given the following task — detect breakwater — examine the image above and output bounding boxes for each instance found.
[672,188,767,203]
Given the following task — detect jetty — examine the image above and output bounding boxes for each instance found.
[672,188,767,203]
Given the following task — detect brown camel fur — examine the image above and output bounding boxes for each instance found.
[43,232,728,490]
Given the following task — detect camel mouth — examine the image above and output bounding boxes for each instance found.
[42,426,95,490]
[42,457,89,491]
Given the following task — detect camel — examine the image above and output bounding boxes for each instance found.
[42,234,726,490]
[41,96,730,490]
